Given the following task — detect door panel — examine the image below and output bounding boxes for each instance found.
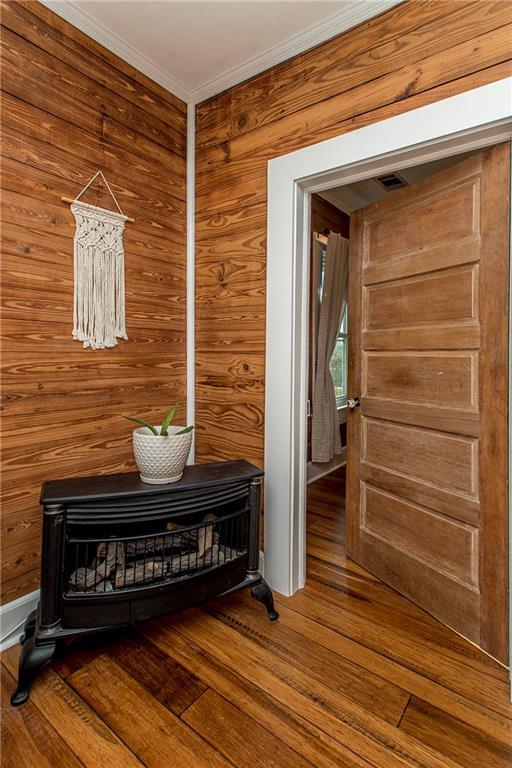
[364,240,482,285]
[363,419,478,496]
[347,144,510,663]
[365,265,477,328]
[367,180,478,261]
[362,486,478,585]
[360,463,479,526]
[364,352,478,407]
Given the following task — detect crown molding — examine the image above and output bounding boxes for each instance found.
[190,0,401,103]
[40,0,401,105]
[39,0,190,102]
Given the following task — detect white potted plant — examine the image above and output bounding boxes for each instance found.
[124,402,193,484]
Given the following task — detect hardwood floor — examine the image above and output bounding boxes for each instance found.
[2,468,511,767]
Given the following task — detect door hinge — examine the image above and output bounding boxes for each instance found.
[306,399,312,418]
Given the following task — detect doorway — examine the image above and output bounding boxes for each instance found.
[306,146,509,664]
[307,195,350,486]
[263,78,512,667]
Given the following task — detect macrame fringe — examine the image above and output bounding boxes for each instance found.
[71,201,128,350]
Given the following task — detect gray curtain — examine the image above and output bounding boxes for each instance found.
[311,233,349,463]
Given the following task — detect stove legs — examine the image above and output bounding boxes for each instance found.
[19,609,37,646]
[251,577,279,621]
[10,634,57,706]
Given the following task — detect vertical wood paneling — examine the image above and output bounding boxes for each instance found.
[195,0,512,467]
[0,1,187,601]
[478,142,510,662]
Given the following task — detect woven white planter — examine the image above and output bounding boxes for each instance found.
[132,425,193,484]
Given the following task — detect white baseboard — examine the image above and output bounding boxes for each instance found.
[0,589,39,652]
[307,449,347,485]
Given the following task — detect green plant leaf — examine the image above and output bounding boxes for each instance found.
[160,402,179,436]
[123,416,159,435]
[175,425,194,435]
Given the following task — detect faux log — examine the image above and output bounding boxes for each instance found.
[113,544,238,588]
[115,561,163,589]
[69,542,125,589]
[69,515,222,591]
[166,513,218,558]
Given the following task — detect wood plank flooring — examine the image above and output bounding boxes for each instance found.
[2,469,511,767]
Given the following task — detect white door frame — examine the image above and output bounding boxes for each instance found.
[264,77,512,599]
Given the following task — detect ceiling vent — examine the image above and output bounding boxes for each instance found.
[375,171,408,191]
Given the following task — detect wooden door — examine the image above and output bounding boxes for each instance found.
[346,144,510,664]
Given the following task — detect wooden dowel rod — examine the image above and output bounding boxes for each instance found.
[61,197,135,223]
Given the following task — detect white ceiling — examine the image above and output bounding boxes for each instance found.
[320,152,474,213]
[41,0,401,103]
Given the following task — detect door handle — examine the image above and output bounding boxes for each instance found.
[347,397,360,410]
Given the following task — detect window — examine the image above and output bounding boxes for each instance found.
[316,238,348,409]
[330,303,348,407]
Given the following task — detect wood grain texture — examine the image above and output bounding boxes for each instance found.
[67,657,231,768]
[365,266,477,328]
[53,629,207,715]
[150,615,469,768]
[182,688,314,768]
[204,592,410,725]
[478,141,510,663]
[9,0,187,122]
[348,147,509,662]
[363,419,478,496]
[399,695,512,768]
[194,0,512,468]
[196,1,510,148]
[0,1,187,601]
[311,194,350,238]
[1,657,144,767]
[1,666,83,768]
[2,475,511,767]
[361,486,478,585]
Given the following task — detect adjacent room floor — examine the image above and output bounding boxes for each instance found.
[2,470,511,768]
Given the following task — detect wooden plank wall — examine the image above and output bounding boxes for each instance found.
[311,195,350,238]
[194,0,512,467]
[0,1,187,603]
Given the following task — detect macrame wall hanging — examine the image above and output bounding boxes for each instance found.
[62,172,134,350]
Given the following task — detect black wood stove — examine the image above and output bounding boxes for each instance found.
[11,460,277,705]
